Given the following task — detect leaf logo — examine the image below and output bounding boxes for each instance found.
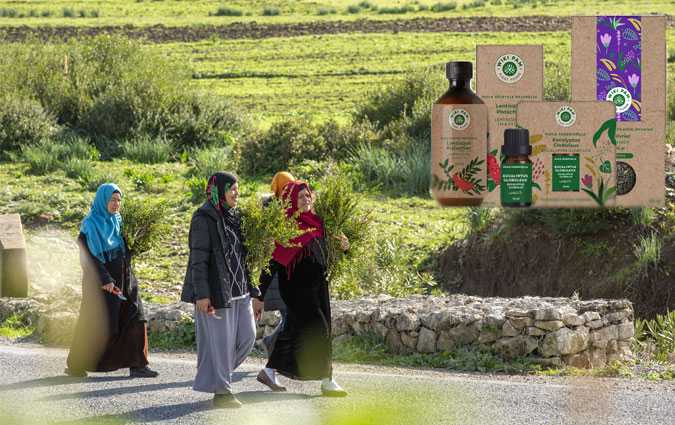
[555,105,577,127]
[449,109,470,130]
[606,87,632,114]
[495,54,525,84]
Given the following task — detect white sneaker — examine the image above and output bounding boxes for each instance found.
[321,378,348,397]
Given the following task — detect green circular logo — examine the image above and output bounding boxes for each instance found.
[502,62,518,77]
[613,94,626,107]
[495,54,524,84]
[449,109,470,130]
[606,87,632,114]
[555,105,577,127]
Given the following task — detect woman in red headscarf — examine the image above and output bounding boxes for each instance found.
[255,180,349,397]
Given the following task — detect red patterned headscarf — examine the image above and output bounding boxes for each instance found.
[272,181,324,277]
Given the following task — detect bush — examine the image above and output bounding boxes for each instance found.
[634,232,662,272]
[186,176,208,204]
[313,168,372,283]
[262,7,280,16]
[121,197,172,257]
[63,157,95,181]
[121,135,173,164]
[239,195,303,280]
[430,2,457,12]
[212,6,243,16]
[635,311,675,362]
[354,67,445,147]
[317,7,337,15]
[346,5,362,13]
[348,142,430,196]
[463,0,486,9]
[378,6,414,14]
[0,96,58,159]
[240,116,371,176]
[0,36,248,159]
[62,7,75,17]
[57,132,99,160]
[22,143,61,175]
[188,145,239,179]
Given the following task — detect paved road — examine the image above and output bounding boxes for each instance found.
[0,343,673,425]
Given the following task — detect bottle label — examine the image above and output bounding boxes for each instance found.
[552,154,580,192]
[500,163,532,205]
[431,104,487,201]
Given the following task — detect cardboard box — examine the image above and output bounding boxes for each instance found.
[571,16,666,207]
[517,101,617,208]
[476,45,544,207]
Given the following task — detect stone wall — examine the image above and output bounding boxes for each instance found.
[0,294,635,368]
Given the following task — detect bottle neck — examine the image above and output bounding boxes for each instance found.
[449,79,472,90]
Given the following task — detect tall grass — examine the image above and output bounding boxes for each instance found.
[121,135,173,164]
[349,142,430,196]
[634,232,662,272]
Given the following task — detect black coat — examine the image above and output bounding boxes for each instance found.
[78,233,145,333]
[181,202,260,309]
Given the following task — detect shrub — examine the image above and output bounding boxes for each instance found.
[186,176,208,204]
[188,144,239,179]
[317,7,337,15]
[0,36,247,158]
[262,7,281,16]
[348,142,430,196]
[62,7,75,17]
[121,135,173,164]
[212,6,243,16]
[430,2,457,12]
[0,96,58,159]
[378,6,414,14]
[121,197,171,257]
[22,143,61,175]
[634,311,675,362]
[634,232,662,272]
[463,0,486,9]
[239,195,303,280]
[63,157,95,181]
[354,67,445,146]
[57,131,99,160]
[82,172,118,192]
[313,168,372,283]
[346,5,362,13]
[124,168,160,193]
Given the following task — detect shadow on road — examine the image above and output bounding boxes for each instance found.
[236,390,318,404]
[0,375,131,392]
[42,380,195,401]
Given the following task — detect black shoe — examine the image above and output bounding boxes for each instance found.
[64,368,87,378]
[130,366,159,378]
[213,392,243,409]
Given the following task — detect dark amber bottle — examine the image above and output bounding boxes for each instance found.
[500,128,533,208]
[431,61,487,207]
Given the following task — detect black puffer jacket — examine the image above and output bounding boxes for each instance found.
[181,202,260,309]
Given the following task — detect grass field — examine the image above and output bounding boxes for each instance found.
[168,29,675,124]
[0,0,669,27]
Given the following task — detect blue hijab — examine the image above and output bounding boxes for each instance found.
[80,183,124,263]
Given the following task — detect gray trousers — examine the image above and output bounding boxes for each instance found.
[193,296,256,394]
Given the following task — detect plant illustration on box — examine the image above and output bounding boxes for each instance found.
[432,157,485,196]
[582,119,618,206]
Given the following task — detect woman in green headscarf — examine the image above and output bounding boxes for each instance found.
[65,183,158,378]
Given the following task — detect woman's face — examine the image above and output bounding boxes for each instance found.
[225,182,239,208]
[297,188,312,213]
[107,192,122,214]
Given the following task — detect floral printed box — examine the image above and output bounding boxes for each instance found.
[572,16,666,207]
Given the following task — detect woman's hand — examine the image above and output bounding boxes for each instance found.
[101,283,116,293]
[252,298,264,321]
[196,298,212,314]
[338,233,350,251]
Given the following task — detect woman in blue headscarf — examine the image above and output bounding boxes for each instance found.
[65,183,158,378]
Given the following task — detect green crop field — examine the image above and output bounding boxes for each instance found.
[0,0,669,26]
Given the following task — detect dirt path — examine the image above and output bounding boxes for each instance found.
[3,15,670,43]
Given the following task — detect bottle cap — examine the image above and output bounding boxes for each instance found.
[502,128,532,156]
[446,61,473,81]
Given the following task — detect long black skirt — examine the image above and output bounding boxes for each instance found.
[67,292,148,373]
[266,256,332,380]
